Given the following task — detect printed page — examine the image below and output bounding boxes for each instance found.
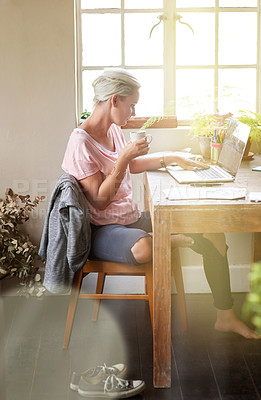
[164,186,247,200]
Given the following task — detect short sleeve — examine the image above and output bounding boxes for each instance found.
[62,134,99,180]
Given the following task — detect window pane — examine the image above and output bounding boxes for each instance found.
[82,70,102,112]
[81,0,120,8]
[176,69,215,119]
[125,14,163,66]
[82,69,163,117]
[219,12,257,65]
[176,13,215,66]
[176,0,215,7]
[82,14,121,66]
[125,0,163,8]
[131,69,163,116]
[219,0,257,6]
[218,69,256,114]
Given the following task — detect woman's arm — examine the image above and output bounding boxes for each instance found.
[79,138,150,210]
[129,152,209,174]
[79,158,128,210]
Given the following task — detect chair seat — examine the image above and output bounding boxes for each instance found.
[78,260,152,306]
[82,259,151,276]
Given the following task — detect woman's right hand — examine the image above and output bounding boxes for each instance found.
[119,138,150,163]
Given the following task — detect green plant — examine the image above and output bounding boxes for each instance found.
[80,109,91,120]
[235,110,261,143]
[190,112,231,137]
[243,262,261,334]
[0,188,45,293]
[140,116,163,130]
[190,113,219,137]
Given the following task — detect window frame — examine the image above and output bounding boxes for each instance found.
[75,0,261,126]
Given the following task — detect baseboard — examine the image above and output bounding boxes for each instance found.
[83,264,251,295]
[82,274,146,295]
[172,264,250,294]
[1,265,250,297]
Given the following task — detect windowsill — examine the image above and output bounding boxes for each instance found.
[122,116,177,130]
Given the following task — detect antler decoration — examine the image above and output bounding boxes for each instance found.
[149,13,194,38]
[175,14,194,34]
[149,14,167,38]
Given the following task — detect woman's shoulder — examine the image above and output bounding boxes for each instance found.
[64,129,97,159]
[71,127,89,139]
[68,128,96,148]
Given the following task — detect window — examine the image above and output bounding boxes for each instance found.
[76,0,260,122]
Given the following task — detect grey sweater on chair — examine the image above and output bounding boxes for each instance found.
[39,173,91,294]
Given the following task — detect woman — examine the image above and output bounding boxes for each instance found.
[62,68,260,339]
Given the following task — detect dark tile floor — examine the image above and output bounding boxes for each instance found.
[1,284,261,400]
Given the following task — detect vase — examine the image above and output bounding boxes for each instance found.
[198,136,211,159]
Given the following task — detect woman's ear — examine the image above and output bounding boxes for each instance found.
[111,94,119,107]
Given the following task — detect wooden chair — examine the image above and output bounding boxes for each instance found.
[63,250,188,349]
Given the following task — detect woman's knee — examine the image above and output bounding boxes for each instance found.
[203,233,227,256]
[131,236,152,264]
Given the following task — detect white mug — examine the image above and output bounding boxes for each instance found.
[130,130,152,143]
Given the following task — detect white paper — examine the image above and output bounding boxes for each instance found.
[249,192,261,202]
[164,186,247,200]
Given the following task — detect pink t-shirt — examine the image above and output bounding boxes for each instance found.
[62,124,140,226]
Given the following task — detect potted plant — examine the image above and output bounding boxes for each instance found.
[80,108,91,124]
[243,261,261,334]
[140,116,163,130]
[0,188,45,295]
[190,112,232,158]
[235,110,261,157]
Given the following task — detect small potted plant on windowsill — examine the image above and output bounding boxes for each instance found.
[80,109,91,124]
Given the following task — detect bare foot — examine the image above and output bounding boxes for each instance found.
[171,234,194,248]
[215,309,261,339]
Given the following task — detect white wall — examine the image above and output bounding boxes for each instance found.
[0,0,76,244]
[0,1,252,293]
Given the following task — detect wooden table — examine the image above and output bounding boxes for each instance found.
[144,154,261,388]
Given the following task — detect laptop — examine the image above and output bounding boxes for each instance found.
[167,119,251,184]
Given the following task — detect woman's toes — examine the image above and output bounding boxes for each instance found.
[171,234,194,248]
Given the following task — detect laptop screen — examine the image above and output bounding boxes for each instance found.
[217,119,250,176]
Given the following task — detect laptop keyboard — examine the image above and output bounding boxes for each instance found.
[195,167,227,179]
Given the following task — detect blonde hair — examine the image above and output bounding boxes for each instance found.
[92,68,141,106]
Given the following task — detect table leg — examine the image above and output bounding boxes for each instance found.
[252,232,261,263]
[153,210,172,388]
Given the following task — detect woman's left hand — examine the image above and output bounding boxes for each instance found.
[174,156,209,170]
